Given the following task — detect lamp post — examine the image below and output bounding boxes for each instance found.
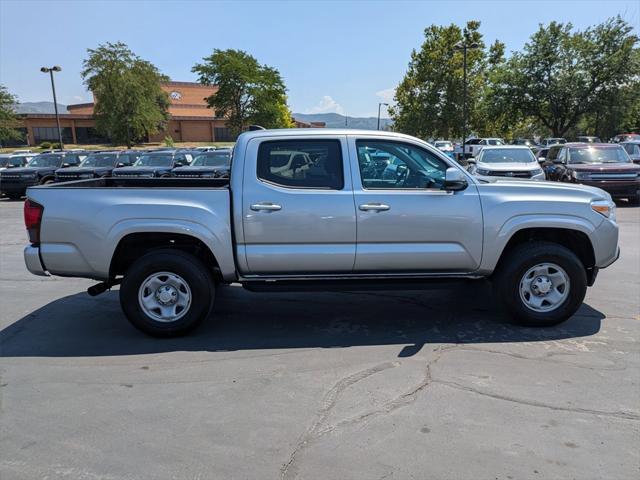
[453,42,479,152]
[40,66,63,149]
[377,102,388,130]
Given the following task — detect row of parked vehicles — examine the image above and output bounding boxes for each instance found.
[434,138,640,205]
[0,147,232,199]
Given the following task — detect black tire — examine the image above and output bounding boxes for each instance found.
[628,194,640,206]
[119,249,214,337]
[494,241,587,327]
[42,178,55,185]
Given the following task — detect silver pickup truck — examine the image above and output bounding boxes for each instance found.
[23,129,620,336]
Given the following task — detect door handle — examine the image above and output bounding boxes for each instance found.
[359,203,390,212]
[250,203,282,211]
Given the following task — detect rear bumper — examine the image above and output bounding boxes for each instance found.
[24,245,48,276]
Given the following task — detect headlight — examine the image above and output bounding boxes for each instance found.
[21,173,37,179]
[572,171,591,180]
[591,200,616,222]
[199,172,215,178]
[476,168,491,176]
[78,173,94,179]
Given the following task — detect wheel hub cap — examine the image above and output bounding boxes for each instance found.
[138,272,192,322]
[519,263,570,313]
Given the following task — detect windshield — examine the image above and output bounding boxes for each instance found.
[479,148,536,163]
[569,146,631,164]
[192,153,231,167]
[81,154,117,168]
[133,154,173,167]
[27,154,63,168]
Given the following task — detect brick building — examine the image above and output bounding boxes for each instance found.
[18,81,322,145]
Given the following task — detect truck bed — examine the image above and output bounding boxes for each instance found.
[43,177,230,189]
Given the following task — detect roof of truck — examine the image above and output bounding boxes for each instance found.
[237,128,421,141]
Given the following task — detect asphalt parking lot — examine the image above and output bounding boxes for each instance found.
[0,198,638,480]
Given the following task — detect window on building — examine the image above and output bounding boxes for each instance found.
[257,140,344,189]
[32,127,72,144]
[214,127,236,142]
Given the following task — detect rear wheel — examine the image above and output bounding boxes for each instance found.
[494,241,587,327]
[120,249,214,336]
[628,193,640,206]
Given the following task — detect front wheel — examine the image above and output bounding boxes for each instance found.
[120,249,214,336]
[494,241,587,327]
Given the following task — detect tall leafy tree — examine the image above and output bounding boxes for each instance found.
[488,17,638,137]
[0,85,23,144]
[391,21,499,139]
[82,42,169,147]
[192,49,293,137]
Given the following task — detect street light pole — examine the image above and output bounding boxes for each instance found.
[41,66,63,149]
[377,102,389,130]
[454,42,478,155]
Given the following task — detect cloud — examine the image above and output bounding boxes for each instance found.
[375,87,396,104]
[305,95,345,115]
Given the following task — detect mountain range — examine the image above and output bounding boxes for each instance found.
[293,112,393,130]
[13,102,394,130]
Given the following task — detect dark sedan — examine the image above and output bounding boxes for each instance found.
[621,141,640,165]
[171,150,232,178]
[55,151,141,182]
[112,151,193,178]
[0,151,86,199]
[542,143,640,204]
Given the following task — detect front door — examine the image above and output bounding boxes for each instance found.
[241,136,356,275]
[350,137,483,273]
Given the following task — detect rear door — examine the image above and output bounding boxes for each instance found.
[350,137,483,273]
[241,136,356,275]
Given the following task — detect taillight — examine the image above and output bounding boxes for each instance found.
[24,199,43,245]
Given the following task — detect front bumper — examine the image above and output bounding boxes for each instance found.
[24,245,48,276]
[579,179,640,198]
[0,180,37,195]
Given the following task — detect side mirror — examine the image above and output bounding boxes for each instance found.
[467,158,476,164]
[174,161,184,168]
[6,164,16,168]
[444,167,468,191]
[62,163,70,168]
[116,162,126,168]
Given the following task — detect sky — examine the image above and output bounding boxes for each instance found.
[0,0,638,118]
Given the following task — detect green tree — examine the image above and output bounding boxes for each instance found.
[488,17,638,138]
[0,85,23,144]
[390,21,498,140]
[81,42,169,147]
[192,49,293,136]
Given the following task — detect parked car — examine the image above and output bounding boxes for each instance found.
[462,138,504,158]
[23,129,619,336]
[612,133,640,143]
[0,151,87,199]
[577,136,601,143]
[621,141,640,165]
[542,143,640,204]
[432,140,455,159]
[467,146,545,180]
[112,150,193,178]
[540,138,567,147]
[172,150,232,178]
[0,152,35,171]
[536,147,550,163]
[55,150,141,182]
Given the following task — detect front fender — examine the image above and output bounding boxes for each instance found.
[480,214,599,273]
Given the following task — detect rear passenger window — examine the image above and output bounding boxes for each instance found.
[257,140,344,189]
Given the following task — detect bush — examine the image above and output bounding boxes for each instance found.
[39,142,52,149]
[50,142,62,149]
[163,135,175,147]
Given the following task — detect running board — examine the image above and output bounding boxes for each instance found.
[241,277,482,292]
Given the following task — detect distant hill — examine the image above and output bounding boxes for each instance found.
[293,112,393,130]
[14,101,68,114]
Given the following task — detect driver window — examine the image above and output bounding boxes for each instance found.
[557,148,567,163]
[356,140,447,190]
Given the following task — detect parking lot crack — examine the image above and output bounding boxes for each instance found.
[281,346,456,479]
[433,379,640,421]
